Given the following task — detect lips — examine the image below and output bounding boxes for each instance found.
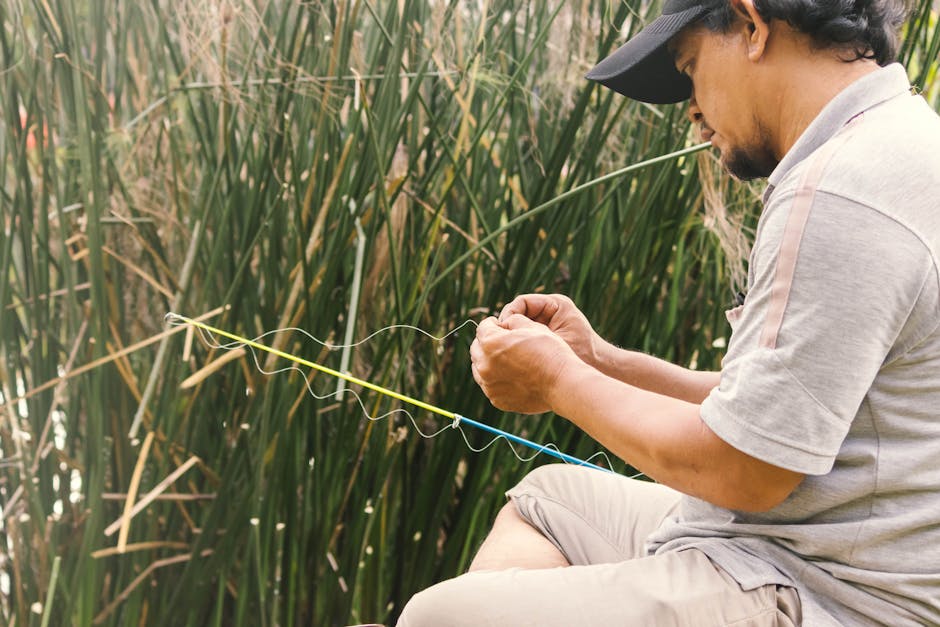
[700,126,714,142]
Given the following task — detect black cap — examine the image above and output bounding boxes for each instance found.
[586,0,717,104]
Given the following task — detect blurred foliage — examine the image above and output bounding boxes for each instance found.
[0,0,937,625]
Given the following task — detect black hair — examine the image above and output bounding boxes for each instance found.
[700,1,910,65]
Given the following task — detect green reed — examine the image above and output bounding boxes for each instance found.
[0,1,937,625]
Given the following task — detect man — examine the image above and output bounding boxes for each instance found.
[399,0,940,624]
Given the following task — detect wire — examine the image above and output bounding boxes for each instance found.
[167,313,624,474]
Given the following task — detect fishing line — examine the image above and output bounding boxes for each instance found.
[196,319,480,353]
[166,313,622,473]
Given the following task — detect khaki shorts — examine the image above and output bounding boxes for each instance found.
[398,464,801,626]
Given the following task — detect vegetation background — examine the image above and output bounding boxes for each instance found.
[1,0,937,625]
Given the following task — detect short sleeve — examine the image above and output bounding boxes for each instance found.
[701,190,933,475]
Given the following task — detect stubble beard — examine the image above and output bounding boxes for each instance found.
[720,120,778,181]
[722,144,778,181]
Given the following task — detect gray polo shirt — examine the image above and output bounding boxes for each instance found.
[647,64,940,626]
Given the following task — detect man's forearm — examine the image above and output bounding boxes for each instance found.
[591,340,720,404]
[548,359,802,512]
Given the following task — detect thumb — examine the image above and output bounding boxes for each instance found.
[499,313,543,331]
[498,294,556,324]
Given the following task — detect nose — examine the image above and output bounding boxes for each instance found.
[687,91,703,125]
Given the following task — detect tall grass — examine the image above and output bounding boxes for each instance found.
[1,1,938,625]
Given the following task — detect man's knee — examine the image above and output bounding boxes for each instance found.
[396,575,485,627]
[507,463,608,514]
[395,584,445,627]
[509,462,571,496]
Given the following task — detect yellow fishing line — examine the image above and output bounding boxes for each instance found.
[168,314,457,421]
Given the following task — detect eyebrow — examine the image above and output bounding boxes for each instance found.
[669,46,686,71]
[667,38,685,67]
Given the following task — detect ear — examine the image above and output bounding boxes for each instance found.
[729,0,771,61]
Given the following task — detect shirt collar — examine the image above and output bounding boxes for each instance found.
[763,63,912,203]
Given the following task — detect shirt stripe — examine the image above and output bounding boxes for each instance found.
[758,116,864,349]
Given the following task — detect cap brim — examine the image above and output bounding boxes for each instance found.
[586,5,709,104]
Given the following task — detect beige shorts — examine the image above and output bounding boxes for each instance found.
[398,464,801,626]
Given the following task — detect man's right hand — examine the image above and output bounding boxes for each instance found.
[497,294,602,367]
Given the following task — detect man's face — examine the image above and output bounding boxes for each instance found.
[669,24,778,180]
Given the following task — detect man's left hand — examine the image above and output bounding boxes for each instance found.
[470,314,579,414]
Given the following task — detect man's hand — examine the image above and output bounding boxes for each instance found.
[498,294,602,366]
[471,302,804,512]
[470,314,579,414]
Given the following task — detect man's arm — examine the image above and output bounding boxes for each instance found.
[591,341,720,405]
[548,356,802,512]
[470,314,804,513]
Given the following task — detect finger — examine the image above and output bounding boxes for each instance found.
[470,362,483,387]
[475,316,501,339]
[498,294,546,322]
[469,338,482,362]
[498,294,559,325]
[500,313,544,331]
[497,295,530,322]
